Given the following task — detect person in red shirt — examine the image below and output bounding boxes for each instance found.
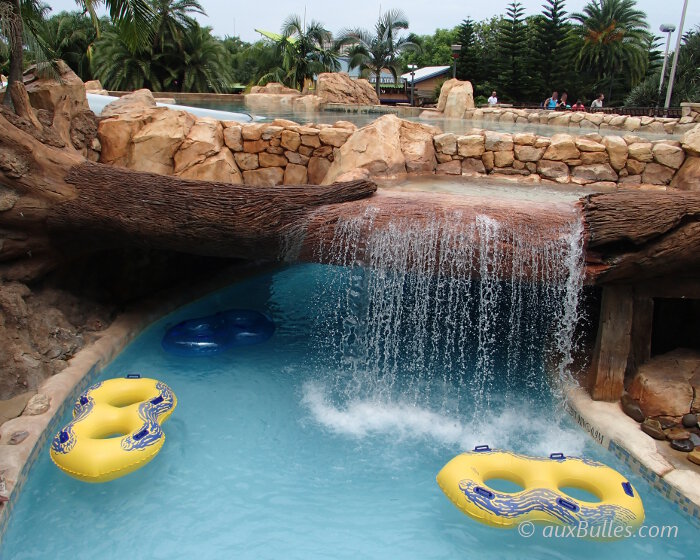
[571,99,586,112]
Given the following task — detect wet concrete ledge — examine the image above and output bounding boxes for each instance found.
[0,262,279,541]
[567,386,700,523]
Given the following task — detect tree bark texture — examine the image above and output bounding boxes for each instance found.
[0,109,376,280]
[580,190,700,284]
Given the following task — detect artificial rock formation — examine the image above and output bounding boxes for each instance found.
[322,115,439,183]
[628,349,700,418]
[97,95,360,185]
[97,90,698,190]
[315,73,379,105]
[244,82,302,112]
[428,106,700,136]
[434,79,475,119]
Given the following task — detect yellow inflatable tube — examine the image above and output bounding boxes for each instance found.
[50,375,177,482]
[437,446,644,537]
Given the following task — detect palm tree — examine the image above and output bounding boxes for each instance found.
[279,14,338,91]
[0,0,52,101]
[91,29,162,90]
[571,0,650,101]
[150,0,204,51]
[336,9,419,97]
[175,22,230,93]
[76,0,154,48]
[256,14,339,91]
[1,0,153,110]
[36,11,100,81]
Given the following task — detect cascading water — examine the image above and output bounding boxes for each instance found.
[307,204,585,424]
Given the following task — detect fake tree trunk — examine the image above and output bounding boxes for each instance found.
[0,108,376,281]
[581,190,700,284]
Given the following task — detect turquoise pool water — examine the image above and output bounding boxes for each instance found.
[1,264,697,559]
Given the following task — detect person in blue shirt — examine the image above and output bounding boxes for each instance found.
[544,91,559,110]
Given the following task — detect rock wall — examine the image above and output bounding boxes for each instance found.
[243,82,326,114]
[98,91,356,185]
[427,128,694,188]
[423,105,700,136]
[98,93,700,191]
[324,115,699,190]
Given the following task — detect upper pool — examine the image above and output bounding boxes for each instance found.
[1,259,697,559]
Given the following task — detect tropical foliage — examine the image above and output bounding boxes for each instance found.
[256,15,339,90]
[398,0,667,105]
[626,27,700,106]
[1,0,694,105]
[571,0,650,99]
[337,9,419,95]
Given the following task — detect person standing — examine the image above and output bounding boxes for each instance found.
[571,99,586,111]
[488,91,498,106]
[590,93,604,110]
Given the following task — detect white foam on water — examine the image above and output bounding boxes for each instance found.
[302,381,588,457]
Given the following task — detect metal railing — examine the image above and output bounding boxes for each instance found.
[509,104,683,118]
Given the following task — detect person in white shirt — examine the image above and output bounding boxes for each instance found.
[590,93,604,109]
[487,91,498,106]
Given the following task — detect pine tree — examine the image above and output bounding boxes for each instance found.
[456,18,479,82]
[535,0,570,93]
[497,1,527,101]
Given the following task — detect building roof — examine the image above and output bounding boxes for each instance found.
[400,66,451,84]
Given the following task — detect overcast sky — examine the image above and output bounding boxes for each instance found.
[46,0,700,45]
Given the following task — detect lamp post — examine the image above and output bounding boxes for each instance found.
[407,64,417,106]
[451,44,462,79]
[664,0,689,112]
[658,24,676,105]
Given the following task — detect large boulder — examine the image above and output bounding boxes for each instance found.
[177,148,243,184]
[442,80,475,119]
[571,163,617,185]
[315,73,379,105]
[543,134,580,161]
[323,114,406,183]
[628,349,700,418]
[98,112,151,166]
[603,135,628,171]
[293,95,325,112]
[130,108,196,175]
[399,121,440,173]
[101,89,157,118]
[652,142,685,169]
[22,60,90,118]
[670,156,700,191]
[681,124,700,156]
[174,118,224,174]
[84,79,108,96]
[436,78,459,112]
[249,82,299,95]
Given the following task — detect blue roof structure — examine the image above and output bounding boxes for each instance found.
[400,66,451,84]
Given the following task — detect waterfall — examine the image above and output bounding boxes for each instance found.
[312,205,584,416]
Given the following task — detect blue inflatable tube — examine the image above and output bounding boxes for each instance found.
[162,309,275,356]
